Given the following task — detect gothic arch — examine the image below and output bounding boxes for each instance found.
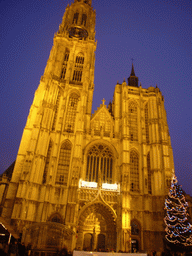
[77,201,117,251]
[128,99,139,108]
[83,139,119,160]
[59,139,72,149]
[68,89,81,98]
[78,201,117,227]
[48,212,64,224]
[55,140,72,185]
[131,219,141,252]
[82,141,118,184]
[130,149,139,192]
[64,93,80,133]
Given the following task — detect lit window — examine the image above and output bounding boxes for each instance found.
[64,93,79,133]
[60,49,70,79]
[72,53,84,82]
[128,102,138,141]
[86,144,113,184]
[130,151,139,192]
[56,142,72,185]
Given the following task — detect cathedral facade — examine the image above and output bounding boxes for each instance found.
[0,0,175,253]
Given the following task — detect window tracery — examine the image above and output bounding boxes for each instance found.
[131,220,140,235]
[56,141,72,185]
[72,53,84,82]
[145,103,149,143]
[128,102,138,141]
[86,144,113,184]
[64,93,79,133]
[73,12,79,24]
[81,14,87,26]
[60,49,70,80]
[130,150,139,192]
[147,153,152,194]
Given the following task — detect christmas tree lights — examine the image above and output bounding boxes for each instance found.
[164,176,192,246]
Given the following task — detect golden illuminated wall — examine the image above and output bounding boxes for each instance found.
[0,0,175,254]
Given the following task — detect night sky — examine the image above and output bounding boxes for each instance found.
[0,0,191,195]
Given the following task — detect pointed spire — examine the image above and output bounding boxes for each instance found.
[127,63,139,87]
[130,63,135,76]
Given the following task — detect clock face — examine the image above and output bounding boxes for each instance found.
[68,26,88,39]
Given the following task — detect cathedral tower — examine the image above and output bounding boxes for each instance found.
[0,0,174,254]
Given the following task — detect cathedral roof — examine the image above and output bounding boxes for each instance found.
[0,161,15,180]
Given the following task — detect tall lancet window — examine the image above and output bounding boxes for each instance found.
[52,90,61,130]
[72,12,79,24]
[130,151,139,192]
[145,103,149,144]
[86,144,113,184]
[60,49,70,80]
[56,141,72,185]
[147,153,152,194]
[128,102,138,141]
[72,53,84,82]
[42,141,53,184]
[81,14,87,26]
[64,93,79,133]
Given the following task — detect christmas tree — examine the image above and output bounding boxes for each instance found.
[164,176,192,247]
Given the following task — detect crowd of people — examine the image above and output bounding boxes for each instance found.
[0,240,191,256]
[0,240,32,256]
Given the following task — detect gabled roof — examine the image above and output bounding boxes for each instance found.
[0,161,15,180]
[91,101,113,123]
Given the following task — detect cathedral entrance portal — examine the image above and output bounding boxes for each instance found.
[83,233,93,251]
[77,203,116,251]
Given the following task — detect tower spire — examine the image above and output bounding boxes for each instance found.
[128,63,139,87]
[130,62,135,76]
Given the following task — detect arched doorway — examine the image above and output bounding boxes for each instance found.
[131,220,140,253]
[83,233,93,251]
[77,202,116,251]
[131,239,139,253]
[97,234,105,251]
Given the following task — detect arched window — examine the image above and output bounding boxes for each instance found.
[73,12,79,24]
[56,141,72,185]
[51,215,61,223]
[72,53,84,82]
[42,141,53,184]
[81,14,87,26]
[131,220,140,235]
[60,49,70,80]
[128,102,138,141]
[130,151,139,192]
[145,103,149,143]
[86,144,113,184]
[147,153,152,194]
[64,93,79,133]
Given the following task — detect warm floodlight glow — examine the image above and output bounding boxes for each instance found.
[80,180,97,188]
[102,183,118,190]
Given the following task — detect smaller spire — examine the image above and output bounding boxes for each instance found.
[127,63,139,87]
[130,63,135,76]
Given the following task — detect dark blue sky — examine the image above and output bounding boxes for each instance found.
[0,0,191,195]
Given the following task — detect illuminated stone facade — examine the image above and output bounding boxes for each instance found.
[0,0,175,253]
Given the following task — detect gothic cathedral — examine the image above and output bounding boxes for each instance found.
[0,0,174,253]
